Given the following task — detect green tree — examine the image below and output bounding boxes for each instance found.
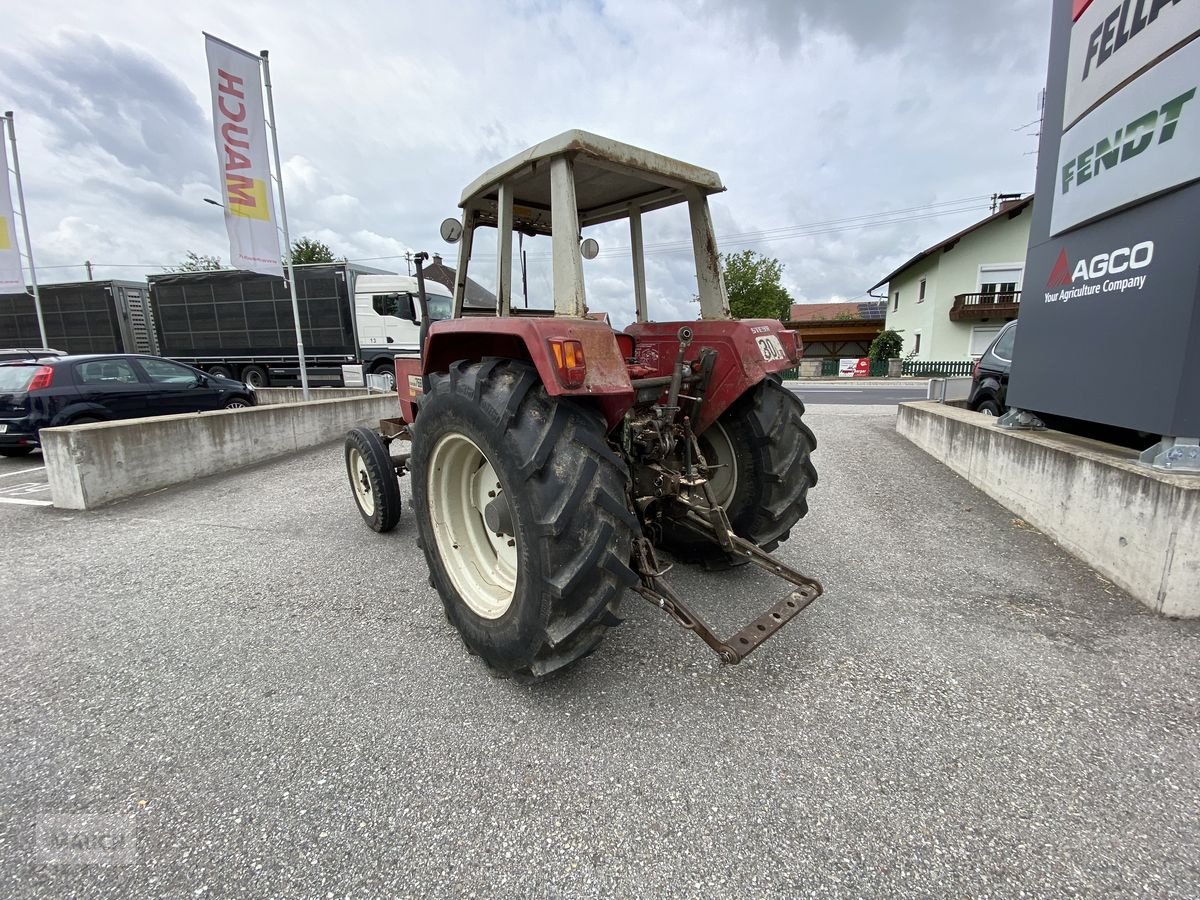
[289,237,335,264]
[868,328,904,361]
[170,251,222,272]
[721,250,792,320]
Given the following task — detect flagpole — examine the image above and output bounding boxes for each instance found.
[4,112,48,349]
[258,50,309,400]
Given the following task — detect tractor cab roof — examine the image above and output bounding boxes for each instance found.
[459,129,725,236]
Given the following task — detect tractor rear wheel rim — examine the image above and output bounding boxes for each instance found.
[349,447,375,516]
[428,433,518,619]
[698,421,739,509]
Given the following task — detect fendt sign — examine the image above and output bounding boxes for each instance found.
[1051,35,1200,234]
[1006,0,1200,439]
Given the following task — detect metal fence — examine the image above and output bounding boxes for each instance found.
[780,358,975,378]
[902,359,975,377]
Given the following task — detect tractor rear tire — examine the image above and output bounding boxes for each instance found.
[663,378,817,559]
[411,359,639,679]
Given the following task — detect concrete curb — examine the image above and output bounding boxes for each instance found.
[41,395,399,510]
[897,400,1199,617]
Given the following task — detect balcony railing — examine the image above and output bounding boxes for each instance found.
[949,291,1021,321]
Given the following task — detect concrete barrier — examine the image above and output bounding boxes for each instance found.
[255,387,376,405]
[42,395,400,510]
[897,401,1200,617]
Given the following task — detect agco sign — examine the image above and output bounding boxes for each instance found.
[1044,240,1154,301]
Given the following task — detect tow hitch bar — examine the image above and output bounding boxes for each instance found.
[632,504,823,665]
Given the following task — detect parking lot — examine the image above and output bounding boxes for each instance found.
[0,455,51,507]
[1,403,1198,898]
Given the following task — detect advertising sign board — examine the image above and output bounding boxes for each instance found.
[1052,36,1200,235]
[1008,1,1200,439]
[1063,0,1200,128]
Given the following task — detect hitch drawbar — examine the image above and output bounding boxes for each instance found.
[631,519,823,665]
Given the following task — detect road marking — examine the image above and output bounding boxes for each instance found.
[795,389,864,393]
[0,466,45,479]
[0,497,52,506]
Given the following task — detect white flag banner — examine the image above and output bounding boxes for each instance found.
[0,135,25,291]
[204,34,282,276]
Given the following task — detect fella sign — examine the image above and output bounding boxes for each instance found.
[204,34,282,277]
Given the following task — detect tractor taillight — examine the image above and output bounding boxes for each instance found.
[778,329,801,362]
[27,365,54,391]
[549,339,586,388]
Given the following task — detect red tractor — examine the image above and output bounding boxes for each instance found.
[345,131,820,679]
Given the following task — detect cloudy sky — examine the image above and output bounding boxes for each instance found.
[3,0,1050,326]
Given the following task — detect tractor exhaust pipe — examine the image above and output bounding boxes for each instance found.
[665,326,693,410]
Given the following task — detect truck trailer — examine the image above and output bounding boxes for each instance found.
[0,280,159,356]
[147,262,464,388]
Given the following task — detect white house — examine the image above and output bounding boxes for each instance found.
[870,196,1033,360]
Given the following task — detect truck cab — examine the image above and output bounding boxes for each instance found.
[353,274,454,356]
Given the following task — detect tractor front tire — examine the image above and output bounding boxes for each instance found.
[345,427,402,532]
[411,359,639,679]
[664,378,818,559]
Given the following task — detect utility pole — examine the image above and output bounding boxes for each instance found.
[4,112,48,348]
[85,260,93,281]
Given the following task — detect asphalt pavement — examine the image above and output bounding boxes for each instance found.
[0,455,51,507]
[786,380,930,406]
[1,405,1198,898]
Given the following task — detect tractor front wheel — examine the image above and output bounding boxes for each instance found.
[345,427,402,532]
[411,359,638,679]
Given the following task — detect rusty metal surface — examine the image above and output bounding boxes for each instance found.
[377,418,409,440]
[629,418,824,665]
[633,532,823,665]
[625,319,803,432]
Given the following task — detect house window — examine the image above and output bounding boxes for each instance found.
[913,331,922,354]
[978,265,1023,300]
[893,290,899,311]
[918,278,926,302]
[970,326,1003,357]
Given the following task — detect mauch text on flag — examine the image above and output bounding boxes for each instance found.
[204,34,281,276]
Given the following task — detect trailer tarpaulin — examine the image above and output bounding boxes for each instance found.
[204,34,282,277]
[0,136,24,291]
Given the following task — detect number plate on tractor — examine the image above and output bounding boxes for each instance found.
[756,335,786,362]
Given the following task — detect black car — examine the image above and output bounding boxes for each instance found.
[968,321,1017,416]
[0,354,257,457]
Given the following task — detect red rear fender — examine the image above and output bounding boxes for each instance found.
[423,318,635,431]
